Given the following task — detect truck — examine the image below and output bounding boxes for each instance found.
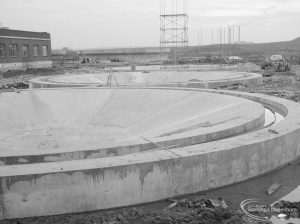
[261,55,291,72]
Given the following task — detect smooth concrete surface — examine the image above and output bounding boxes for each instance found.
[0,87,300,219]
[0,88,264,165]
[29,71,262,89]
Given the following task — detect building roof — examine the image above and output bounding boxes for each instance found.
[0,28,50,39]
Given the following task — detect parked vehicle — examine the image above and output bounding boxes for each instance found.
[261,55,291,72]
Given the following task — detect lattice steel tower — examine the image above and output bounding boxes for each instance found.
[160,0,188,69]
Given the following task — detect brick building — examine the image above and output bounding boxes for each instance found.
[0,28,52,71]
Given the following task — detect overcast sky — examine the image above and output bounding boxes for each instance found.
[1,0,300,49]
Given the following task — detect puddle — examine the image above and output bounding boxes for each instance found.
[271,216,300,224]
[270,186,300,224]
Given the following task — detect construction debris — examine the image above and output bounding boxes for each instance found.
[2,198,265,224]
[163,202,178,211]
[266,183,281,195]
[272,200,300,219]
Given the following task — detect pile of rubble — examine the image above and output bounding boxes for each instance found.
[263,90,300,102]
[218,82,250,90]
[0,67,63,78]
[263,76,296,89]
[0,82,28,90]
[218,74,300,102]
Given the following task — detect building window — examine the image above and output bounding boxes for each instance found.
[42,45,48,56]
[33,45,39,56]
[22,45,29,57]
[0,44,5,57]
[9,44,18,57]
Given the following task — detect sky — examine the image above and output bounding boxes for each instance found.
[1,0,300,49]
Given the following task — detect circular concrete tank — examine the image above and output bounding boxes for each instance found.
[0,88,264,160]
[0,87,300,219]
[29,71,262,88]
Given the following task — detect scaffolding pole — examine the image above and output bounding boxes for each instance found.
[160,0,188,70]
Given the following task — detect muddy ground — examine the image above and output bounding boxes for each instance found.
[0,199,265,224]
[0,64,299,224]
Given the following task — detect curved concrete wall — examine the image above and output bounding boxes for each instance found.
[29,71,263,89]
[0,88,299,219]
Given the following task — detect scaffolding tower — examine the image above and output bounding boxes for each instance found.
[160,0,188,70]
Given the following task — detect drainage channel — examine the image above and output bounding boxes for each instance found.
[264,106,284,128]
[145,105,284,156]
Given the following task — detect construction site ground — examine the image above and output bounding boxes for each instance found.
[218,65,300,103]
[0,64,299,224]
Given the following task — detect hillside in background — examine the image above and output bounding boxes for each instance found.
[187,37,300,63]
